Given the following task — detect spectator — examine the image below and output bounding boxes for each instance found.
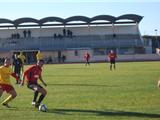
[23,30,27,38]
[62,55,66,63]
[67,29,70,37]
[54,33,57,39]
[63,29,66,37]
[28,30,31,38]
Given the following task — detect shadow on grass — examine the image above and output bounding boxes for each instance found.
[46,74,98,77]
[47,83,120,87]
[47,108,160,118]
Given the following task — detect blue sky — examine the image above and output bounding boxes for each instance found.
[0,0,160,35]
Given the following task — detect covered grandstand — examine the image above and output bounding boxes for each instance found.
[0,14,144,63]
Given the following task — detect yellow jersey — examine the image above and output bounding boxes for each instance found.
[36,52,43,61]
[18,54,25,64]
[0,66,12,85]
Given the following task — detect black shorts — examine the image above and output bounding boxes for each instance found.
[14,67,21,76]
[110,59,115,64]
[27,82,43,91]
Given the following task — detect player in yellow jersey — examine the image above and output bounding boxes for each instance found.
[18,52,25,64]
[36,50,43,61]
[18,52,25,72]
[0,58,20,107]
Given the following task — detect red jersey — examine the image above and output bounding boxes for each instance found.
[108,52,117,60]
[84,53,90,60]
[24,65,42,84]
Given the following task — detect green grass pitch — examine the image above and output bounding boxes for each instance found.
[0,62,160,120]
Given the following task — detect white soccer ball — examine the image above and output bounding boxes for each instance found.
[39,104,47,112]
[158,80,160,87]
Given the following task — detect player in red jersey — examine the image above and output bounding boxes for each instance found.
[108,50,117,70]
[20,60,47,108]
[84,52,90,66]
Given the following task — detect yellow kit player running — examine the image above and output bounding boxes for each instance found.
[0,58,20,107]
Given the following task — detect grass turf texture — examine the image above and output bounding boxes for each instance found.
[0,62,160,120]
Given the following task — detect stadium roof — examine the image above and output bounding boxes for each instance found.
[0,14,143,28]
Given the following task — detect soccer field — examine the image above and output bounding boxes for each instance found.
[0,62,160,120]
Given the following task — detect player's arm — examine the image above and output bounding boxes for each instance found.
[39,74,47,86]
[107,55,110,62]
[20,72,26,86]
[11,72,21,82]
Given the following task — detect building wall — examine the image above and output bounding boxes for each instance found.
[0,52,11,58]
[0,51,159,63]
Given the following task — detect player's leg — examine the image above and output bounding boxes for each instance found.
[28,84,47,107]
[85,60,87,66]
[0,88,4,98]
[32,91,38,105]
[2,88,17,107]
[110,61,112,70]
[27,84,39,105]
[35,86,47,107]
[114,63,116,70]
[110,64,112,70]
[113,60,116,70]
[87,59,90,65]
[17,69,21,84]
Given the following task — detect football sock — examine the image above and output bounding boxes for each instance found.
[2,95,13,104]
[110,65,112,70]
[37,94,45,104]
[33,91,39,102]
[114,65,116,69]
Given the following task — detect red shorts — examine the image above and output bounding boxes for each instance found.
[0,84,14,93]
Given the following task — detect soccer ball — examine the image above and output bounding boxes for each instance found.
[158,80,160,87]
[38,104,47,112]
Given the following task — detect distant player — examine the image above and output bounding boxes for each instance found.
[108,50,117,70]
[18,52,25,71]
[36,50,43,61]
[12,54,23,84]
[18,52,25,64]
[20,60,47,108]
[84,52,90,66]
[0,58,20,107]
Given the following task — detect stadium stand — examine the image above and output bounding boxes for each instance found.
[0,14,146,63]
